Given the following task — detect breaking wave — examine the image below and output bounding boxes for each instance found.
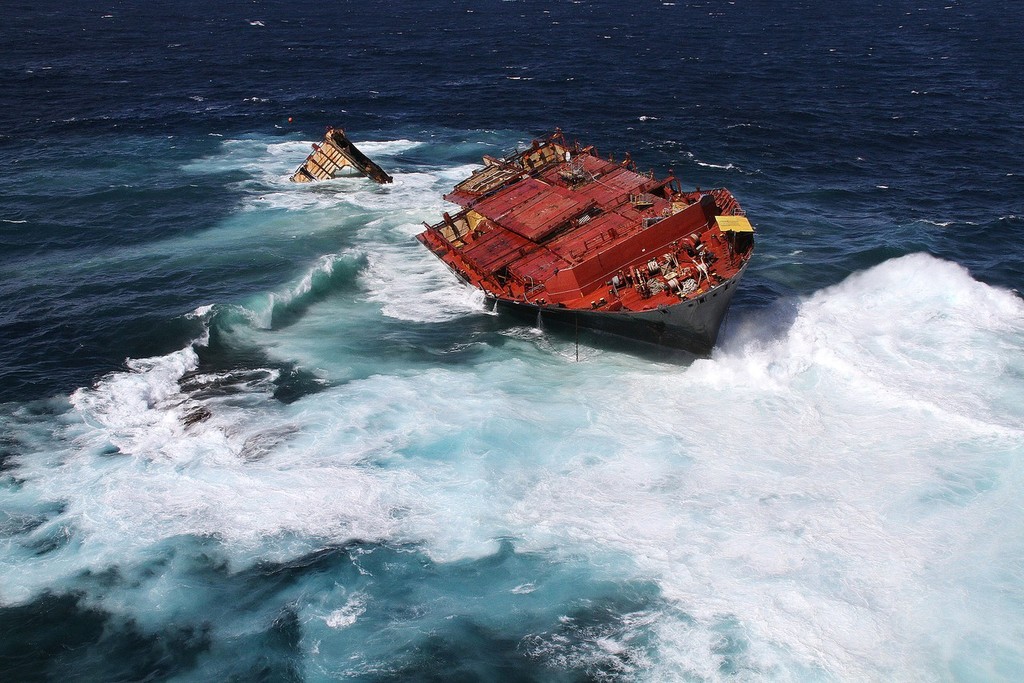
[239,251,368,330]
[4,249,1022,678]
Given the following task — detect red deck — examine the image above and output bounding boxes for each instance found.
[471,178,593,243]
[417,132,754,316]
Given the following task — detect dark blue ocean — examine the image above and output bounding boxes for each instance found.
[2,1,1023,680]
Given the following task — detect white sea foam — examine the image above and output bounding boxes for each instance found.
[360,238,488,323]
[694,160,737,170]
[69,346,202,455]
[188,303,216,318]
[503,253,1024,677]
[355,139,423,156]
[323,593,367,629]
[5,353,421,605]
[681,150,745,173]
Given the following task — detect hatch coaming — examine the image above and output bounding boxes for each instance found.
[445,133,574,206]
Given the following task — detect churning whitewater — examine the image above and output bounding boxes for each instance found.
[2,135,1022,680]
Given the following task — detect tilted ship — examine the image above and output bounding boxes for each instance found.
[416,130,755,352]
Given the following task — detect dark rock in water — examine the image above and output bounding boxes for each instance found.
[182,405,212,427]
[272,367,327,404]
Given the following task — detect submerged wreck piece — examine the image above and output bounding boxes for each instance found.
[290,127,393,184]
[416,130,755,352]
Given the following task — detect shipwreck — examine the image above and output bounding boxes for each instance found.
[416,130,755,352]
[290,127,393,184]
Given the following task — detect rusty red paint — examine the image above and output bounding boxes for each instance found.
[416,131,755,344]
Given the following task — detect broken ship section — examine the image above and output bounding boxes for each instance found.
[290,128,393,184]
[416,131,754,352]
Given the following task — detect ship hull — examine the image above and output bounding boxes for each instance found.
[490,261,748,354]
[417,131,755,353]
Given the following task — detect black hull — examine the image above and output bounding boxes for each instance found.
[492,262,748,354]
